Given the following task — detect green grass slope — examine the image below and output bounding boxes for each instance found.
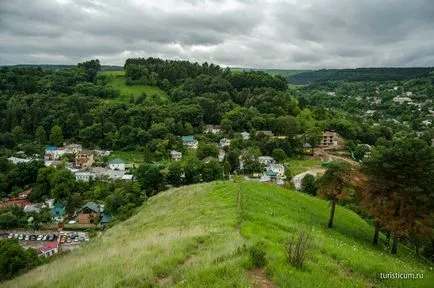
[101,71,169,103]
[4,182,432,288]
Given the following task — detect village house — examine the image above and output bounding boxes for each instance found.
[51,202,66,223]
[75,172,96,182]
[219,138,231,148]
[267,164,286,178]
[8,156,32,164]
[64,143,82,154]
[393,96,413,104]
[76,202,101,224]
[75,151,94,169]
[182,136,199,149]
[37,241,58,257]
[170,150,182,161]
[256,130,274,137]
[24,203,42,213]
[204,125,222,134]
[241,131,250,140]
[90,167,125,181]
[320,131,339,148]
[108,158,126,171]
[258,156,275,166]
[44,146,66,160]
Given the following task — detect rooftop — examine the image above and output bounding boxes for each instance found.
[108,158,125,164]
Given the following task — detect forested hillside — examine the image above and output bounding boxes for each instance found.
[287,67,434,84]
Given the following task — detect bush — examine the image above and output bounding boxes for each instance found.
[249,241,267,268]
[301,174,317,196]
[285,228,311,269]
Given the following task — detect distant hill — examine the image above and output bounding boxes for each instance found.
[286,67,434,84]
[5,181,432,288]
[2,64,124,71]
[231,67,310,78]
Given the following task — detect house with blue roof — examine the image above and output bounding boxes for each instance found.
[51,202,66,223]
[108,158,125,171]
[182,136,198,149]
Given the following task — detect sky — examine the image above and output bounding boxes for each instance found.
[1,0,434,69]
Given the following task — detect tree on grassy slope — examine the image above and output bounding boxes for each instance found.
[318,162,353,228]
[361,138,434,254]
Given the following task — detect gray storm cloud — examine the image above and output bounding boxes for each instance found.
[0,0,433,68]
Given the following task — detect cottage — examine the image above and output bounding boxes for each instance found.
[37,241,58,257]
[258,156,275,166]
[75,151,94,169]
[204,125,222,134]
[76,202,100,224]
[256,130,274,137]
[75,172,96,182]
[241,131,250,140]
[170,150,182,161]
[219,138,231,148]
[91,167,125,181]
[64,143,82,154]
[51,203,66,223]
[182,136,199,149]
[108,158,126,171]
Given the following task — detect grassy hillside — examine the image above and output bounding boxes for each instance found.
[5,182,432,288]
[101,71,169,103]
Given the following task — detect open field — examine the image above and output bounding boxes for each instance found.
[285,158,322,175]
[100,71,169,103]
[5,181,432,287]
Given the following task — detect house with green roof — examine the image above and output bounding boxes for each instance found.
[51,203,66,223]
[108,158,125,171]
[76,202,101,224]
[182,136,198,149]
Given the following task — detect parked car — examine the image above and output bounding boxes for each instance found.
[8,233,13,239]
[18,234,24,240]
[24,235,30,241]
[42,235,48,241]
[74,238,79,242]
[37,235,43,241]
[30,235,37,241]
[66,239,71,243]
[60,238,65,244]
[68,220,77,224]
[48,235,54,241]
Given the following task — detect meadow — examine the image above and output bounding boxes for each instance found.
[100,71,169,103]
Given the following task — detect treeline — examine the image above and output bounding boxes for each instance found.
[287,67,434,84]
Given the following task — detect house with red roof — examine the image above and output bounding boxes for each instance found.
[37,241,58,257]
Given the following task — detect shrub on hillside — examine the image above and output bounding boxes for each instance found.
[285,228,311,269]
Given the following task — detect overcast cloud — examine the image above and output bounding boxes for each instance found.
[1,0,434,68]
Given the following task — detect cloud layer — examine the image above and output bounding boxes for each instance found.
[1,0,434,68]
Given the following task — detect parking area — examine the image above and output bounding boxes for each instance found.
[2,232,58,249]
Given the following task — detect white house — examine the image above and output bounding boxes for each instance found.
[241,131,250,140]
[108,158,126,171]
[24,204,42,213]
[75,172,96,182]
[204,125,222,134]
[219,138,231,148]
[170,150,182,161]
[258,156,275,166]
